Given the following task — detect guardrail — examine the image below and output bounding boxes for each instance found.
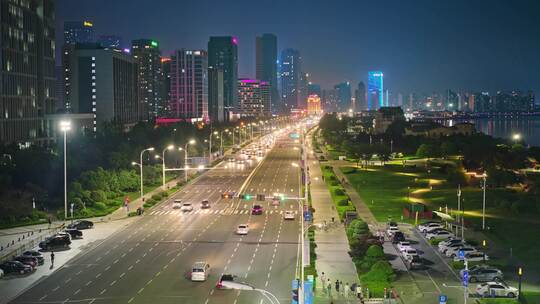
[0,225,64,263]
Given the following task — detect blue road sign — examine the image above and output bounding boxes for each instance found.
[439,294,448,304]
[304,280,314,304]
[462,270,469,287]
[303,211,312,222]
[458,249,465,260]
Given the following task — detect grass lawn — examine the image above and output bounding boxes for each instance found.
[341,163,540,273]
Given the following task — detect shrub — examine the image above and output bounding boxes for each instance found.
[360,261,395,296]
[160,191,169,198]
[145,198,157,206]
[347,219,369,239]
[90,190,107,203]
[94,202,107,211]
[333,188,345,196]
[338,198,349,206]
[151,194,162,201]
[429,238,442,246]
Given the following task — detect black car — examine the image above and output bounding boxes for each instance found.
[13,256,38,269]
[0,261,33,275]
[21,250,44,265]
[406,255,423,270]
[67,220,94,230]
[39,234,71,250]
[64,229,83,239]
[392,231,406,244]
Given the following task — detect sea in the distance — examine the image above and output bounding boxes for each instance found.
[444,116,540,147]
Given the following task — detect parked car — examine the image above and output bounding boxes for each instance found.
[172,199,182,209]
[397,241,413,252]
[201,200,210,209]
[438,238,463,250]
[216,273,235,289]
[67,220,93,230]
[21,250,44,265]
[236,224,249,235]
[455,252,488,262]
[180,203,194,212]
[426,230,453,240]
[284,210,295,220]
[405,255,423,270]
[439,242,465,254]
[386,226,400,237]
[392,231,406,244]
[387,221,398,228]
[446,246,477,258]
[39,234,71,250]
[64,229,83,239]
[13,256,38,269]
[421,224,445,234]
[251,205,263,215]
[402,248,419,260]
[418,222,442,233]
[461,266,503,283]
[0,261,33,275]
[0,269,3,278]
[475,282,518,298]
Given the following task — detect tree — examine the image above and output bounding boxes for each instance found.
[416,144,439,159]
[440,141,458,158]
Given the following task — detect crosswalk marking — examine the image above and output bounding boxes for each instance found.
[148,208,298,216]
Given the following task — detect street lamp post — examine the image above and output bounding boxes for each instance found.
[518,267,523,300]
[59,120,71,219]
[133,147,155,200]
[482,172,487,230]
[184,139,196,182]
[162,145,174,188]
[220,129,228,155]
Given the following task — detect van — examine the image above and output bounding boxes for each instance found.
[191,262,210,281]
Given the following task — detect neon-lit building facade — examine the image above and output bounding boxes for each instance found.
[367,71,384,110]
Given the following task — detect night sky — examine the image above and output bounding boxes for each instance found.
[56,0,540,95]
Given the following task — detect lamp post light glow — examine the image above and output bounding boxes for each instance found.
[162,145,174,187]
[60,120,71,219]
[135,147,155,199]
[184,139,196,182]
[512,133,522,142]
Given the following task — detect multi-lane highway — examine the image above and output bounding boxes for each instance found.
[10,132,302,304]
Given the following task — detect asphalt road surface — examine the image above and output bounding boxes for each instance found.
[10,133,302,304]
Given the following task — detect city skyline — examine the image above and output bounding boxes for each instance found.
[56,0,540,95]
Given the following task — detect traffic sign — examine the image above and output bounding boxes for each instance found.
[304,211,312,222]
[439,294,448,304]
[462,270,469,287]
[458,249,465,260]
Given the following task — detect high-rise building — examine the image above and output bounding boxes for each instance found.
[355,82,367,111]
[132,39,163,120]
[322,89,338,112]
[161,57,172,115]
[256,34,278,111]
[63,20,95,111]
[64,21,94,45]
[208,66,224,122]
[367,71,384,110]
[170,50,208,121]
[98,35,123,49]
[307,94,322,115]
[237,79,271,118]
[279,48,302,112]
[208,36,238,122]
[334,82,351,112]
[1,0,56,143]
[66,46,140,130]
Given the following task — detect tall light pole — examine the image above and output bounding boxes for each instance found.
[59,120,71,219]
[482,172,487,230]
[209,130,218,162]
[184,139,196,182]
[162,145,174,188]
[220,129,228,155]
[134,147,155,199]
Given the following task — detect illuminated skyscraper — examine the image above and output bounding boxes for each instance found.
[256,34,278,110]
[132,39,163,120]
[237,79,271,117]
[367,71,384,110]
[279,48,302,112]
[355,81,367,111]
[208,36,238,122]
[99,35,123,49]
[334,82,351,112]
[170,50,208,121]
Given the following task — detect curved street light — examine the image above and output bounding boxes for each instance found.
[59,120,71,219]
[184,139,196,182]
[134,147,154,199]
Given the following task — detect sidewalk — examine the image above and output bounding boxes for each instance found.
[308,131,360,303]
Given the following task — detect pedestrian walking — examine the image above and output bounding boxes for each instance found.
[50,252,55,268]
[326,279,332,297]
[47,217,52,228]
[335,279,340,293]
[320,272,326,289]
[344,282,350,297]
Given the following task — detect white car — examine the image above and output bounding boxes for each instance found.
[475,282,518,298]
[438,238,462,250]
[439,242,465,254]
[180,203,193,212]
[0,268,3,278]
[236,224,249,235]
[396,241,412,252]
[172,200,182,209]
[446,246,477,258]
[426,230,453,240]
[418,223,442,233]
[284,211,295,220]
[386,226,400,236]
[402,248,419,260]
[454,252,488,262]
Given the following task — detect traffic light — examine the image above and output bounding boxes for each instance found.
[245,194,252,200]
[257,194,265,201]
